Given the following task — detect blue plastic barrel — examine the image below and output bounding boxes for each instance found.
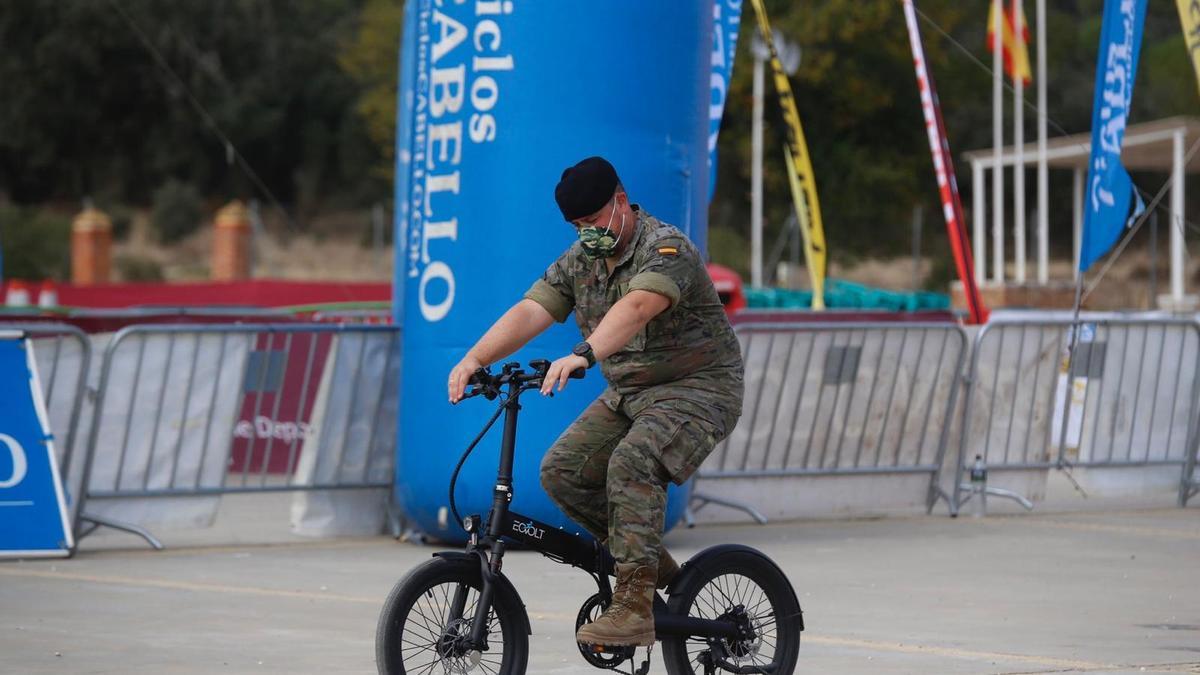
[393,1,714,542]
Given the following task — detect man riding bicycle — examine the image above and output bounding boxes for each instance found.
[448,156,744,648]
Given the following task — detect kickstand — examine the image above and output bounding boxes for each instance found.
[634,644,653,675]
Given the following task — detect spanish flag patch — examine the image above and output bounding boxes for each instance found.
[657,246,679,256]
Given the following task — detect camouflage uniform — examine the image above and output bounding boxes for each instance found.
[525,207,744,567]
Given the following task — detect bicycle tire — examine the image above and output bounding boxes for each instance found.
[376,556,529,675]
[661,550,802,675]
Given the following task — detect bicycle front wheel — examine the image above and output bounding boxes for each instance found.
[376,556,529,675]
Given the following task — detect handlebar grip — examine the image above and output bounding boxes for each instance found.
[569,367,586,379]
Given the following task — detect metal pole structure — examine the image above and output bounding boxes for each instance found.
[1172,127,1186,305]
[1072,167,1083,280]
[973,160,985,284]
[992,0,1005,284]
[372,202,385,261]
[1150,209,1158,307]
[1012,0,1026,284]
[1036,0,1049,285]
[248,199,263,277]
[751,37,766,288]
[912,204,923,290]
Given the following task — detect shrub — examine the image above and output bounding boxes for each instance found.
[0,205,71,281]
[151,180,204,243]
[115,253,164,282]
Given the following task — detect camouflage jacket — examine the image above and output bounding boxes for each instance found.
[524,207,744,431]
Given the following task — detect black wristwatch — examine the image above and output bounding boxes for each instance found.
[572,341,597,368]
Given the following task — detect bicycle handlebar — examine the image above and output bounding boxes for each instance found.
[455,359,585,403]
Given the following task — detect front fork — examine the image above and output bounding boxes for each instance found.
[465,539,506,648]
[445,513,507,652]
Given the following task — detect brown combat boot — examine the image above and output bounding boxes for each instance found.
[576,562,656,647]
[657,548,679,590]
[598,538,678,590]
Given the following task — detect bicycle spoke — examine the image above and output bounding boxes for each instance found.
[394,578,510,675]
[401,636,441,651]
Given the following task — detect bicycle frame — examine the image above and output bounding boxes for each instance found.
[447,362,741,651]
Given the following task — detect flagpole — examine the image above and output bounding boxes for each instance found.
[1013,0,1026,284]
[1055,276,1084,470]
[1036,0,1048,285]
[751,37,765,288]
[992,0,1005,284]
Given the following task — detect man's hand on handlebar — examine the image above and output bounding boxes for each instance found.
[540,354,590,396]
[448,354,484,403]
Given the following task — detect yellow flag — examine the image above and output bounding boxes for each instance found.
[782,146,825,309]
[747,0,827,309]
[1177,0,1200,95]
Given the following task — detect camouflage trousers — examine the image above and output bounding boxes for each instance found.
[539,396,730,567]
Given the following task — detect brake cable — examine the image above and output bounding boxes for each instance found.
[448,394,508,531]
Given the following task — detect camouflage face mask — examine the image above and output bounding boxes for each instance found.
[578,202,625,260]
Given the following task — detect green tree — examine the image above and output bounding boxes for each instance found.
[0,206,71,281]
[338,0,403,186]
[708,0,1199,276]
[0,0,389,219]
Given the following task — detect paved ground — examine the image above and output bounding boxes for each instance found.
[2,496,1199,674]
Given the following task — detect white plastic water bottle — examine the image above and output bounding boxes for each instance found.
[969,454,988,518]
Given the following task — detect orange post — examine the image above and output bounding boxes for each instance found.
[212,200,252,281]
[71,208,113,285]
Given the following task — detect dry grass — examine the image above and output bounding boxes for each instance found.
[114,212,1186,311]
[113,213,393,282]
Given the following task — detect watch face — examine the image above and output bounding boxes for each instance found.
[573,342,589,356]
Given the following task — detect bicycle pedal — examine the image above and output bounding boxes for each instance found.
[583,642,636,657]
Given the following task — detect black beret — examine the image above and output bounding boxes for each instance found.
[554,156,619,221]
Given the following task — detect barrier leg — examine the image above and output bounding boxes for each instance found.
[926,482,955,516]
[1181,476,1199,507]
[386,499,406,539]
[682,504,696,529]
[689,491,769,525]
[1181,442,1199,507]
[957,484,1034,512]
[76,513,165,550]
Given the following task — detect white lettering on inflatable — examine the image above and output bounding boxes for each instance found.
[429,65,466,116]
[422,218,458,264]
[419,261,456,321]
[0,433,28,489]
[409,0,516,321]
[428,122,464,164]
[431,10,468,62]
[470,76,498,112]
[469,114,496,143]
[474,20,501,51]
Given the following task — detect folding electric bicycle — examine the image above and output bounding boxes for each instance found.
[376,360,803,675]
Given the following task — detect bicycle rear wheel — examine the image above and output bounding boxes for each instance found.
[376,556,528,675]
[661,549,801,675]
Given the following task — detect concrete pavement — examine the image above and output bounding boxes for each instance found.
[1,495,1198,674]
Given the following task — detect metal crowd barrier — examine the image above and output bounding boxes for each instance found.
[693,322,968,522]
[956,318,1200,513]
[1184,438,1200,507]
[311,308,393,324]
[5,323,92,493]
[74,324,401,549]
